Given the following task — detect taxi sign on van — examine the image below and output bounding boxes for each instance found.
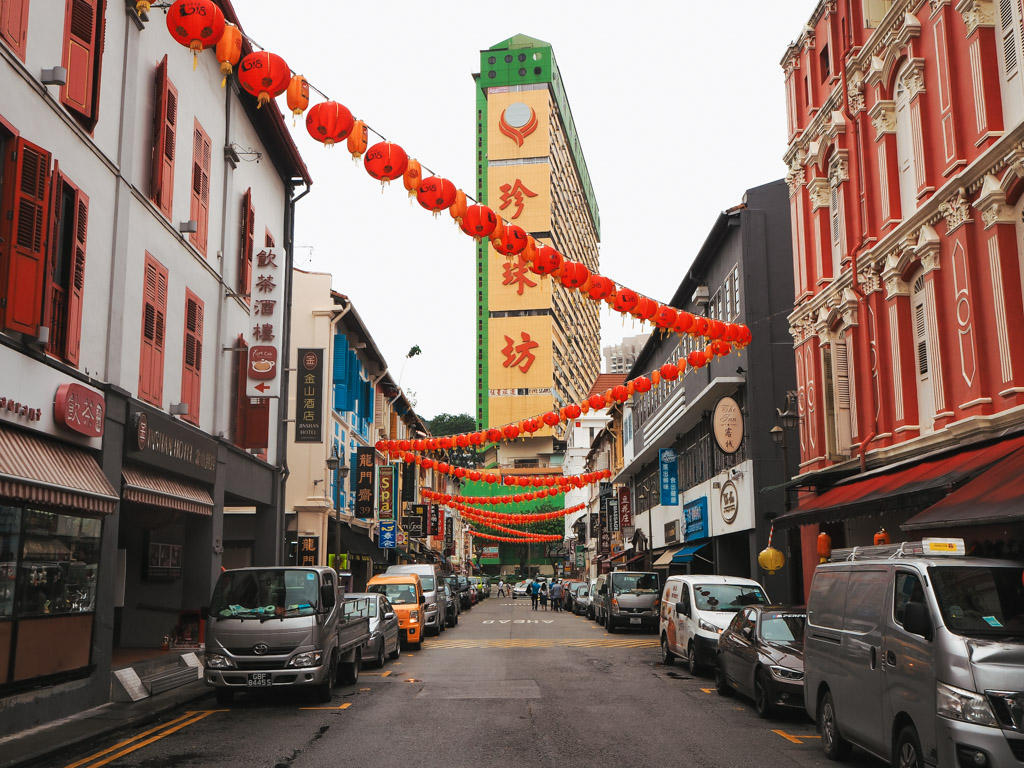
[922,537,965,556]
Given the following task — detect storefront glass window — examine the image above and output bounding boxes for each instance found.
[0,506,21,618]
[14,509,101,616]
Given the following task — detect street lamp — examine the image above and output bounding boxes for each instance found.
[771,391,798,511]
[326,446,350,573]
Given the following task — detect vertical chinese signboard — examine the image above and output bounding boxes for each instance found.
[379,520,396,549]
[659,448,679,506]
[294,349,323,443]
[296,535,319,567]
[246,248,283,398]
[607,498,620,532]
[401,462,416,502]
[618,486,632,528]
[354,446,375,518]
[377,465,395,521]
[428,504,440,537]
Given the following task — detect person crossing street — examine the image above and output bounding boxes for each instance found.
[549,579,563,612]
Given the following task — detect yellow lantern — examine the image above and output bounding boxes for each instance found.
[215,24,242,87]
[758,546,785,575]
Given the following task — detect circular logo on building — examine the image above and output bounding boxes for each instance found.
[720,480,738,524]
[135,412,149,451]
[302,350,319,370]
[499,102,538,147]
[712,396,743,455]
[253,643,268,655]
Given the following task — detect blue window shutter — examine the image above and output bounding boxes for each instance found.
[332,335,348,411]
[346,352,359,413]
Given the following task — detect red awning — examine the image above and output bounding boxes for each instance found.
[613,553,646,570]
[777,435,1024,527]
[0,424,117,514]
[122,466,214,516]
[902,445,1024,530]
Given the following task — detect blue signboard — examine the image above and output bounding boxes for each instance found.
[683,497,708,541]
[378,520,397,549]
[659,448,679,506]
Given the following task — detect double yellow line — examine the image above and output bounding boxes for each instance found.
[64,710,222,768]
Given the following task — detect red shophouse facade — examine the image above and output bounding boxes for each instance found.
[780,0,1024,595]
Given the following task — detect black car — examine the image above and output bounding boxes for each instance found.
[441,582,459,627]
[445,574,472,610]
[714,605,806,717]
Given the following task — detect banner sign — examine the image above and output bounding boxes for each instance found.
[599,530,611,555]
[590,512,599,533]
[296,535,319,567]
[481,545,500,563]
[575,545,585,568]
[428,504,440,537]
[377,465,395,521]
[684,497,709,541]
[246,247,284,398]
[295,349,323,443]
[354,446,375,518]
[607,498,620,532]
[401,462,416,502]
[379,520,396,549]
[618,486,632,528]
[407,503,426,537]
[659,448,679,506]
[444,518,453,549]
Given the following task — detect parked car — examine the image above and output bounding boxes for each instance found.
[660,574,770,674]
[385,564,445,636]
[343,592,401,668]
[561,580,583,611]
[442,582,459,628]
[594,571,661,632]
[572,583,591,616]
[512,580,532,599]
[804,539,1024,768]
[445,574,472,609]
[715,605,806,717]
[585,578,597,619]
[366,573,424,650]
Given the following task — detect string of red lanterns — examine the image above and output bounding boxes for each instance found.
[438,500,587,524]
[469,530,562,544]
[157,0,755,348]
[423,489,579,508]
[459,514,561,539]
[378,456,611,490]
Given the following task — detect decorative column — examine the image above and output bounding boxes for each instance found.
[881,248,919,439]
[868,98,903,227]
[956,0,1004,149]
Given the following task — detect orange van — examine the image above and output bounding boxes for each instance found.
[366,573,424,650]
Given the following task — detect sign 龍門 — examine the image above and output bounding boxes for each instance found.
[354,446,375,518]
[296,536,319,567]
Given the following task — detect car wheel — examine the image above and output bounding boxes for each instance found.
[819,689,852,760]
[754,669,773,718]
[411,640,422,651]
[338,649,360,686]
[375,641,386,669]
[687,642,700,675]
[319,655,337,702]
[714,658,732,696]
[214,688,234,706]
[895,725,923,768]
[440,616,446,632]
[607,615,616,632]
[388,637,400,660]
[661,634,675,666]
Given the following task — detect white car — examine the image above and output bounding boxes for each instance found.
[511,580,533,599]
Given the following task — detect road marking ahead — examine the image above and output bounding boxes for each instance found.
[772,729,821,744]
[300,702,353,711]
[427,638,659,649]
[63,710,221,768]
[360,670,392,677]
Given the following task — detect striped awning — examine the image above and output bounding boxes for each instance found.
[0,424,118,514]
[122,466,214,516]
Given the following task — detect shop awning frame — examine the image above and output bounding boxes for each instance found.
[338,524,389,565]
[122,467,214,516]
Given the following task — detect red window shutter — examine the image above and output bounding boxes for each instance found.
[181,291,203,424]
[1,0,30,60]
[60,0,99,120]
[151,55,176,218]
[64,188,88,365]
[189,121,211,256]
[3,138,51,335]
[138,253,167,405]
[239,188,253,299]
[265,228,275,248]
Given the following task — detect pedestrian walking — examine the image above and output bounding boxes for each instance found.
[530,579,540,610]
[497,579,506,598]
[550,580,563,612]
[539,581,548,610]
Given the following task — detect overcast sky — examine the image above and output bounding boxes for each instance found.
[237,0,815,421]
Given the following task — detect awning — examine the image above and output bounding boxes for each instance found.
[0,424,117,514]
[902,445,1024,531]
[776,435,1024,528]
[122,466,214,516]
[339,524,389,565]
[654,542,710,566]
[613,553,645,570]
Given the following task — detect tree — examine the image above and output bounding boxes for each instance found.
[426,412,479,469]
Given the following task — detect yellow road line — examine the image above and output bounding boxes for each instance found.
[772,729,821,744]
[66,710,220,768]
[300,702,352,711]
[63,712,200,768]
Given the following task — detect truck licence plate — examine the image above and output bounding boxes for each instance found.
[246,673,273,687]
[630,617,642,625]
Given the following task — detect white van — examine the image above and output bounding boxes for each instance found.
[659,574,770,673]
[805,539,1024,768]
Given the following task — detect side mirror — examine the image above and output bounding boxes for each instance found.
[599,586,607,595]
[384,611,396,621]
[320,584,336,609]
[741,625,754,640]
[903,601,932,641]
[675,601,689,618]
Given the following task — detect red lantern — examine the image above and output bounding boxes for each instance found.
[589,394,606,410]
[417,177,457,215]
[347,120,368,159]
[286,75,309,123]
[688,349,708,368]
[364,142,409,183]
[660,363,679,382]
[723,323,739,342]
[449,189,468,223]
[486,428,502,443]
[455,435,469,448]
[563,404,582,419]
[736,325,752,346]
[708,319,726,339]
[403,159,422,197]
[215,23,242,85]
[460,205,498,239]
[421,458,434,470]
[653,305,677,329]
[692,316,710,337]
[484,473,498,484]
[611,384,630,403]
[530,246,562,275]
[817,532,832,563]
[524,418,540,433]
[672,311,695,334]
[166,0,225,65]
[238,51,290,108]
[874,528,890,545]
[403,452,415,464]
[493,224,528,256]
[305,101,354,146]
[631,376,650,394]
[502,424,520,441]
[611,288,639,314]
[542,411,560,426]
[469,431,484,446]
[587,275,615,301]
[559,260,591,289]
[710,339,732,357]
[488,217,505,247]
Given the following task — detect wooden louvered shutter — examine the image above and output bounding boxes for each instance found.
[234,335,269,449]
[1,0,30,60]
[151,56,176,218]
[61,0,99,120]
[181,291,203,423]
[64,187,88,364]
[239,188,254,300]
[139,253,167,405]
[4,138,51,335]
[189,121,211,256]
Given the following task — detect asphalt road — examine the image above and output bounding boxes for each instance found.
[41,594,886,768]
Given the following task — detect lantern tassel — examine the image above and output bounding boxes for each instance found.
[257,93,270,109]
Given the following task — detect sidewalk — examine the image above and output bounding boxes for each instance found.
[0,678,212,768]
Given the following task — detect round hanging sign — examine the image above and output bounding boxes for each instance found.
[712,396,743,454]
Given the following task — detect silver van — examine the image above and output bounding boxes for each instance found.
[385,564,445,636]
[804,539,1024,768]
[594,571,661,632]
